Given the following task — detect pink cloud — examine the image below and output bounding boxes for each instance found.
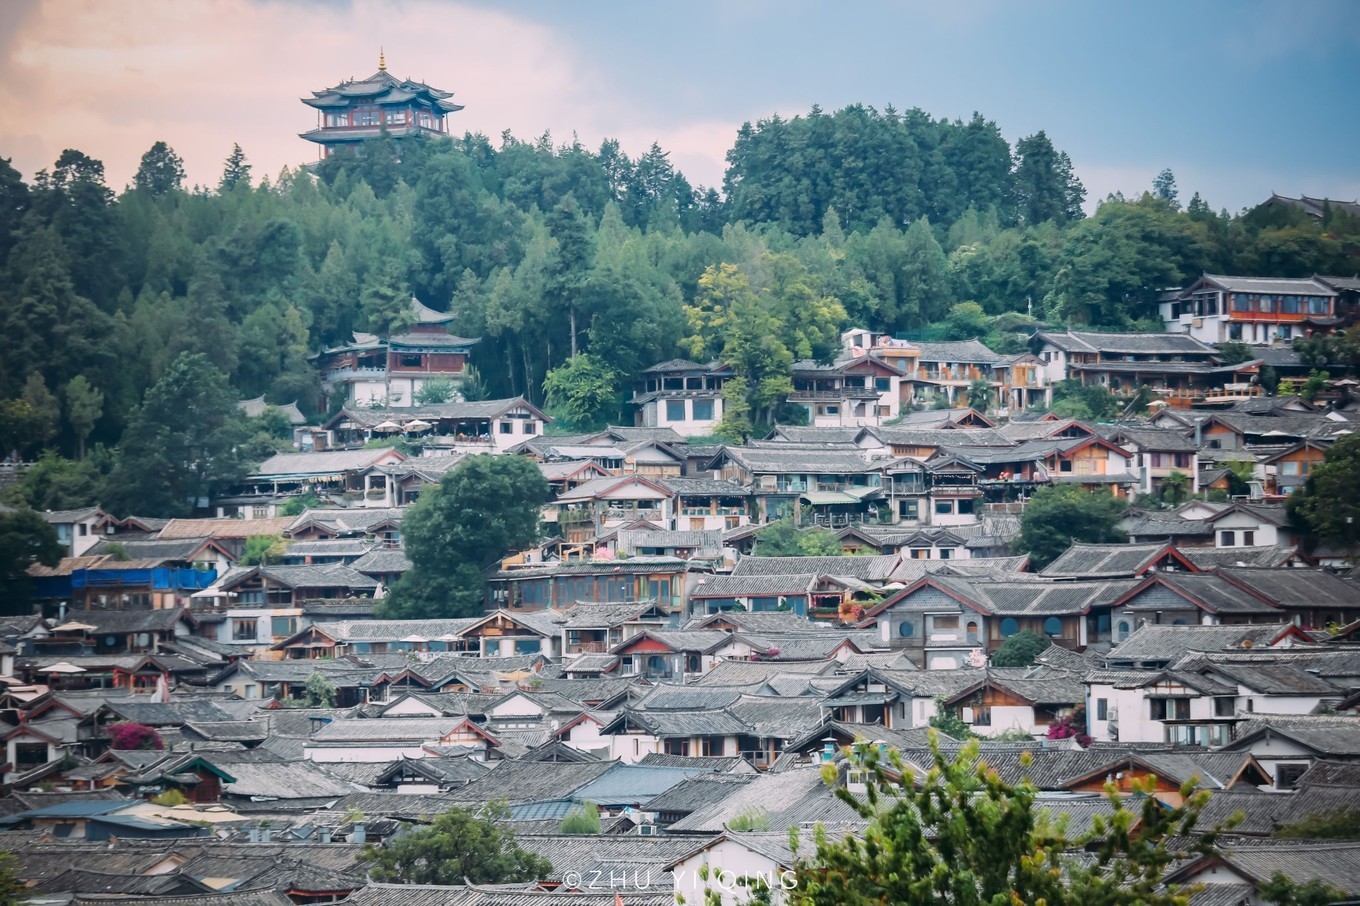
[0,0,736,192]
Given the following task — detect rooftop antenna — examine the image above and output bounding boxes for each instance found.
[378,47,386,71]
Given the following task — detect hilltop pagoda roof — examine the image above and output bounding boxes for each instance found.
[303,68,464,114]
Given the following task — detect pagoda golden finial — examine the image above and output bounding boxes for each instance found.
[378,47,386,71]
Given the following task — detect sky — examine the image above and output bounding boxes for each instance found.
[1,0,1357,215]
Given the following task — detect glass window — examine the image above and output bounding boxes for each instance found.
[898,620,915,638]
[1000,617,1019,637]
[1096,698,1108,721]
[666,400,686,421]
[957,498,974,515]
[935,500,953,515]
[1116,619,1131,639]
[232,619,258,641]
[1308,297,1330,315]
[499,421,513,434]
[692,399,714,421]
[270,616,296,637]
[899,500,920,521]
[1220,531,1236,547]
[1243,530,1255,546]
[1043,617,1062,637]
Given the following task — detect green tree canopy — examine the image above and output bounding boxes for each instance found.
[0,507,63,612]
[102,352,258,517]
[363,801,551,885]
[754,517,844,557]
[1015,485,1128,569]
[989,629,1052,667]
[558,802,601,834]
[542,353,621,431]
[786,737,1219,906]
[380,455,549,619]
[134,141,186,197]
[1287,433,1360,552]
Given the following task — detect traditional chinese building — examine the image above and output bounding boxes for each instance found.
[312,296,479,408]
[300,51,463,158]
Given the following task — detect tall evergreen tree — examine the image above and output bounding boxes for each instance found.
[219,143,252,192]
[134,141,186,197]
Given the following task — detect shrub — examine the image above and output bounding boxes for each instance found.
[109,722,163,751]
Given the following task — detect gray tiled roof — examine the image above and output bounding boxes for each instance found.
[445,759,617,804]
[1040,542,1175,578]
[913,339,1004,364]
[1036,330,1216,356]
[1196,274,1338,296]
[1218,567,1360,610]
[349,548,411,574]
[1125,574,1281,616]
[1106,623,1295,664]
[733,554,899,581]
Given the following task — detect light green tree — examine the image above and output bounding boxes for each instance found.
[785,736,1220,906]
[64,375,104,459]
[363,801,551,885]
[542,354,620,431]
[1015,485,1127,569]
[380,455,549,619]
[304,672,337,708]
[559,802,602,834]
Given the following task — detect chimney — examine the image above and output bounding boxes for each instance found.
[351,822,366,844]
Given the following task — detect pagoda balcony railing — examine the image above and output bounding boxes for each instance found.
[324,366,388,381]
[788,389,880,401]
[681,506,746,516]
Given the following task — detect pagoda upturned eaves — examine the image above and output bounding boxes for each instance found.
[300,62,463,157]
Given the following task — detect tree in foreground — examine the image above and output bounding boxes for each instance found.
[558,802,601,834]
[102,353,257,517]
[379,455,548,619]
[542,353,620,431]
[1015,485,1127,569]
[363,802,551,885]
[989,629,1051,667]
[753,517,843,557]
[1287,433,1360,554]
[0,507,63,613]
[778,736,1219,906]
[0,849,26,905]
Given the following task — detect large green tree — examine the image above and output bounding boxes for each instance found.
[1015,485,1127,569]
[542,353,620,431]
[363,801,551,886]
[64,375,104,459]
[0,507,63,612]
[753,517,844,556]
[102,353,258,517]
[784,737,1219,906]
[133,141,186,197]
[1287,433,1360,554]
[380,455,549,619]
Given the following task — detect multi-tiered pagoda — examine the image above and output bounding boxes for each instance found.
[300,51,463,158]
